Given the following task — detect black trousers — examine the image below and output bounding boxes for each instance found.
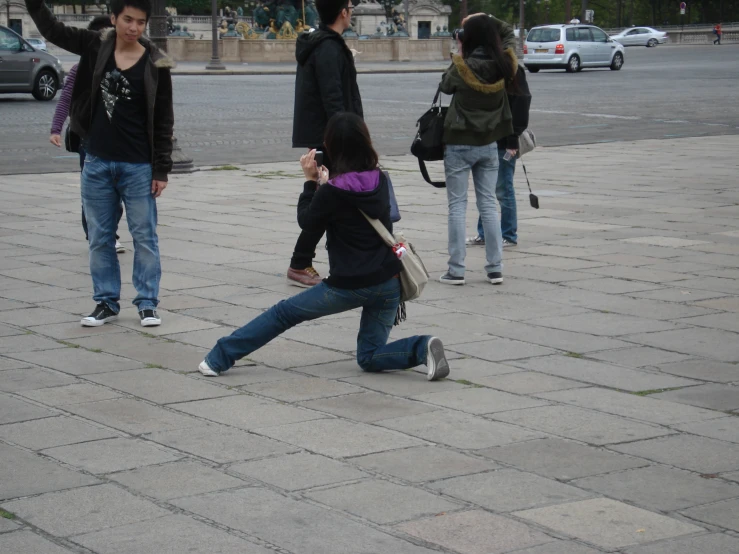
[290,147,331,269]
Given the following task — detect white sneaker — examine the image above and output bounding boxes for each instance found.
[115,240,125,253]
[426,337,450,381]
[198,360,219,376]
[466,235,485,246]
[502,239,517,248]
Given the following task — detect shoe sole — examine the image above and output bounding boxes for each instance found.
[466,242,485,246]
[198,361,219,376]
[488,277,504,285]
[287,277,313,288]
[426,337,450,381]
[80,315,118,327]
[439,277,465,285]
[140,319,161,327]
[116,248,125,254]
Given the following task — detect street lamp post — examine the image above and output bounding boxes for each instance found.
[519,0,525,54]
[148,0,168,51]
[206,0,225,70]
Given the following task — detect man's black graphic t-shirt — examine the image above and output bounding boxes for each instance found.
[87,51,150,163]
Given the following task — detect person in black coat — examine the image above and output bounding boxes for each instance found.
[200,113,449,382]
[288,0,364,288]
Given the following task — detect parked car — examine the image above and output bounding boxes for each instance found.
[610,27,668,47]
[523,24,626,73]
[0,25,64,100]
[25,37,48,51]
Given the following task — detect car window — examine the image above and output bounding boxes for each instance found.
[0,28,22,51]
[590,28,608,42]
[574,28,593,42]
[627,29,640,35]
[528,28,561,42]
[639,28,650,34]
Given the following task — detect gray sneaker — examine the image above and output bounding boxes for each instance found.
[466,235,485,246]
[426,337,450,381]
[502,239,517,248]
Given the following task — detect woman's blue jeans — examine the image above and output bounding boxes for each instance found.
[444,143,503,277]
[205,277,431,373]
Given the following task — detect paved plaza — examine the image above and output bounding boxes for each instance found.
[0,134,738,553]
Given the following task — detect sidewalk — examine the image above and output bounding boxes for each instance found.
[0,136,738,553]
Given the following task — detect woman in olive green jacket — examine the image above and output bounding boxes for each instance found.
[438,14,518,286]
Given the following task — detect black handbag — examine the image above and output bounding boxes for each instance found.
[64,125,81,153]
[410,86,447,188]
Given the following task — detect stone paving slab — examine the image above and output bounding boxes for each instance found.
[395,510,554,554]
[73,514,273,554]
[1,137,739,552]
[479,438,648,481]
[610,435,739,473]
[42,437,181,475]
[537,388,723,426]
[0,531,75,554]
[514,498,705,551]
[680,498,739,533]
[172,488,440,554]
[307,479,462,525]
[0,415,117,450]
[624,533,739,554]
[572,465,739,512]
[4,484,170,537]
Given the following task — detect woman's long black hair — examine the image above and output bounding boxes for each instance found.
[323,113,379,176]
[461,15,516,82]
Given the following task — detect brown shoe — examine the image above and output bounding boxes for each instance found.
[287,266,322,288]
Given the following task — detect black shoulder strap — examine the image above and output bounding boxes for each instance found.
[418,159,446,188]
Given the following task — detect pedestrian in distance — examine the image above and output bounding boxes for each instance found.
[438,13,519,286]
[48,15,126,255]
[26,0,175,328]
[289,0,363,288]
[200,113,450,382]
[466,39,532,250]
[713,23,722,45]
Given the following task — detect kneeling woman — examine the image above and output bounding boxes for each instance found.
[199,113,449,381]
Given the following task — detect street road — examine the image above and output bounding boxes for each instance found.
[1,44,737,175]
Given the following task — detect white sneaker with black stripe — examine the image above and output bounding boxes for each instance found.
[139,309,161,327]
[81,303,118,327]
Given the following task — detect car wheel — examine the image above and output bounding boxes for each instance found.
[610,52,624,71]
[527,66,540,73]
[647,38,658,47]
[32,70,58,101]
[566,55,580,73]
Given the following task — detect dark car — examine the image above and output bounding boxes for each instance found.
[0,24,65,100]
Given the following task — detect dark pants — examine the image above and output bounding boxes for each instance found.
[714,35,721,44]
[79,147,123,241]
[290,146,331,270]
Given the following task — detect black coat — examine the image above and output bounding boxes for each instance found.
[497,66,532,151]
[297,171,401,289]
[25,0,175,181]
[292,26,364,148]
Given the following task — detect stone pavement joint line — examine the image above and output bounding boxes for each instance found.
[0,136,738,553]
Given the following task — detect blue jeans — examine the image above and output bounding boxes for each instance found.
[477,147,517,244]
[444,143,503,276]
[205,278,431,373]
[81,154,160,314]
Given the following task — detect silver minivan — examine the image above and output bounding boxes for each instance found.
[0,25,65,100]
[524,24,626,73]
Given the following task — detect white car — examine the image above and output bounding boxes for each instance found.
[524,24,625,73]
[611,27,668,47]
[25,37,48,51]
